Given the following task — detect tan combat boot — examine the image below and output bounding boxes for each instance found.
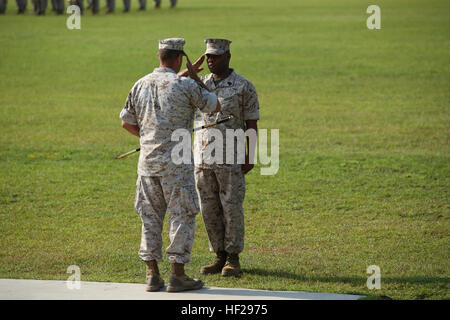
[145,260,164,292]
[200,251,227,275]
[167,263,204,293]
[221,253,241,277]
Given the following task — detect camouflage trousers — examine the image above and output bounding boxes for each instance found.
[135,171,199,264]
[195,166,246,254]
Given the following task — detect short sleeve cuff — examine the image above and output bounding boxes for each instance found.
[244,110,260,121]
[205,92,218,113]
[120,108,138,125]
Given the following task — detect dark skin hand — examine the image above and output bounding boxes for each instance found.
[185,54,209,91]
[180,52,232,80]
[181,51,257,174]
[242,120,258,174]
[183,53,221,113]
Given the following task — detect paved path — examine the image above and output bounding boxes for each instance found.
[0,279,363,300]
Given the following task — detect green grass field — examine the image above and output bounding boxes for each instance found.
[0,0,449,300]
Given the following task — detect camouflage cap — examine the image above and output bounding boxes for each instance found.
[204,38,232,55]
[158,38,186,51]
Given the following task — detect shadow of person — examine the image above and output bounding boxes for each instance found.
[244,267,449,285]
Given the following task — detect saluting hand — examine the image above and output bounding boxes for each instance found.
[191,54,205,73]
[178,54,205,77]
[185,55,201,82]
[184,53,212,93]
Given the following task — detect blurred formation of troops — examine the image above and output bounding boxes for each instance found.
[0,0,177,14]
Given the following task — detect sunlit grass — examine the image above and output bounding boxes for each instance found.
[0,0,449,299]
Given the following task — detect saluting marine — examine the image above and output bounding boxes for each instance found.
[120,38,220,292]
[193,38,260,277]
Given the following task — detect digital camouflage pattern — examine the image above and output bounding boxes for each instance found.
[120,66,217,264]
[135,170,199,264]
[194,69,259,255]
[195,165,246,254]
[158,38,185,51]
[194,70,260,169]
[120,67,218,176]
[204,38,232,55]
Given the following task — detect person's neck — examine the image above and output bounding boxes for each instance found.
[213,68,232,80]
[160,63,174,71]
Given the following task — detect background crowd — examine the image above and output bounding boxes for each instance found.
[0,0,177,15]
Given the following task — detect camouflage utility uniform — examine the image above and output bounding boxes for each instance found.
[194,70,259,255]
[120,67,218,264]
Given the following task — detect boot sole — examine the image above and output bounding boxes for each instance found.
[145,278,165,292]
[146,284,164,292]
[167,281,204,293]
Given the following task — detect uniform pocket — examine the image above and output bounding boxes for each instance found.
[218,90,239,118]
[181,185,200,215]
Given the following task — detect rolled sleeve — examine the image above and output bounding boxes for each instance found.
[204,91,218,113]
[243,81,260,121]
[120,88,138,125]
[120,108,138,125]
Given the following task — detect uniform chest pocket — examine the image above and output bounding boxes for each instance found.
[218,89,240,115]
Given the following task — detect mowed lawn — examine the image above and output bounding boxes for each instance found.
[0,0,449,299]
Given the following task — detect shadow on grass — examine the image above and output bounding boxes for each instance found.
[243,268,450,286]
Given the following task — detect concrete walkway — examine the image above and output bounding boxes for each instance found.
[0,279,363,300]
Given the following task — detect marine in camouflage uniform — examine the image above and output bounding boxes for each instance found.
[193,39,260,277]
[154,0,176,9]
[0,0,6,14]
[16,0,27,14]
[120,38,220,292]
